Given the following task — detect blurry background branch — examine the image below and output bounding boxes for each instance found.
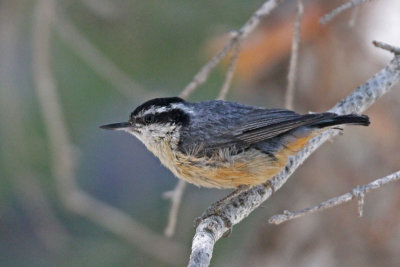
[269,170,400,224]
[348,5,361,27]
[32,0,185,265]
[320,0,372,24]
[79,0,121,19]
[180,0,283,99]
[285,0,303,109]
[163,179,187,237]
[54,13,145,99]
[217,42,241,100]
[0,1,69,253]
[189,44,400,266]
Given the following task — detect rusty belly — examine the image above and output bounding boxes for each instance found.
[172,150,282,188]
[171,133,316,188]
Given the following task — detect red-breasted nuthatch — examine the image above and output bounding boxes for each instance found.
[101,97,369,188]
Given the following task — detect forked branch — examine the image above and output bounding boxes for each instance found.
[269,170,400,225]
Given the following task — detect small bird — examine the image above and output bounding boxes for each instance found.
[101,97,370,189]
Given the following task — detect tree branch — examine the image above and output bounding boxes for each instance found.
[269,170,400,224]
[188,44,400,266]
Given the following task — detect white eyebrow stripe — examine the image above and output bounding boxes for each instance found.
[171,103,195,114]
[140,106,169,116]
[138,102,194,117]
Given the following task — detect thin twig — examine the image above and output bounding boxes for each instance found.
[373,40,400,55]
[269,171,400,224]
[189,46,400,266]
[285,0,303,109]
[163,180,187,237]
[32,0,185,265]
[179,0,283,99]
[217,43,241,100]
[320,0,371,25]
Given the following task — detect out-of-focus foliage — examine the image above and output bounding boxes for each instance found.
[1,0,400,266]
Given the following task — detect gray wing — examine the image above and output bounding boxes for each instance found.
[232,111,336,144]
[179,100,332,155]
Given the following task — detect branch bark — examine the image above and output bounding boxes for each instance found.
[188,45,400,267]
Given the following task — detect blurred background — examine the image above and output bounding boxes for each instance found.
[1,0,400,266]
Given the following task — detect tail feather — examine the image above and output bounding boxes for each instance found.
[311,114,370,129]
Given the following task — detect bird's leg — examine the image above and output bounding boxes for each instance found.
[194,185,250,237]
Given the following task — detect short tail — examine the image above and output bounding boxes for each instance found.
[311,113,370,128]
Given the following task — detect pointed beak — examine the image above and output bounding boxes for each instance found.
[100,122,132,130]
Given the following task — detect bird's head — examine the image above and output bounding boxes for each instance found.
[101,97,191,147]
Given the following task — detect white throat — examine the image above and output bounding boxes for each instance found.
[124,123,181,151]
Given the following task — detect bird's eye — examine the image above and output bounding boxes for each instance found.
[144,114,155,124]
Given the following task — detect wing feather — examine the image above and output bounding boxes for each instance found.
[234,113,336,144]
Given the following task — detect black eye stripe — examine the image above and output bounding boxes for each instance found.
[144,114,155,123]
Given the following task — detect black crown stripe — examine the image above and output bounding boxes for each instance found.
[131,97,185,117]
